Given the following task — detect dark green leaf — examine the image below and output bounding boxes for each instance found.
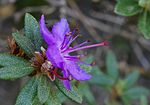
[55,80,82,103]
[80,83,95,104]
[138,11,150,39]
[114,0,141,16]
[0,53,30,66]
[25,13,43,51]
[44,89,61,105]
[106,51,119,81]
[38,75,49,104]
[0,65,34,80]
[123,87,149,99]
[12,32,35,57]
[15,77,38,105]
[32,95,41,105]
[123,70,140,89]
[0,54,34,80]
[44,82,61,105]
[56,91,67,103]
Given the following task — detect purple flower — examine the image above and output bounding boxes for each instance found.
[40,15,108,90]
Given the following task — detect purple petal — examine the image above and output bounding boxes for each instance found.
[66,61,92,80]
[40,15,55,45]
[52,18,70,46]
[63,80,71,90]
[62,70,71,90]
[46,46,64,68]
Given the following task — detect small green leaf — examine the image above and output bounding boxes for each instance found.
[114,0,141,16]
[0,53,30,66]
[106,51,119,81]
[15,77,38,105]
[138,11,150,39]
[123,87,149,100]
[32,95,41,105]
[80,83,95,104]
[25,13,43,51]
[12,32,35,57]
[89,66,114,87]
[0,54,34,80]
[55,80,82,103]
[38,75,49,104]
[44,82,61,105]
[0,65,34,80]
[56,91,67,103]
[123,70,140,89]
[44,89,61,105]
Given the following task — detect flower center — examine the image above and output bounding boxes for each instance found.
[60,29,109,55]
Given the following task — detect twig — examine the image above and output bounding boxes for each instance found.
[13,6,55,22]
[131,43,150,70]
[90,11,125,25]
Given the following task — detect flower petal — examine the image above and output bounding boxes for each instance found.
[63,80,71,90]
[62,70,71,90]
[46,46,64,68]
[52,18,70,46]
[66,61,92,80]
[40,15,55,45]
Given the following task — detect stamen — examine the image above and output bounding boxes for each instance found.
[73,40,90,49]
[72,28,76,35]
[61,32,74,50]
[61,34,81,52]
[61,35,73,50]
[61,34,70,49]
[61,28,80,50]
[70,34,80,43]
[63,40,109,53]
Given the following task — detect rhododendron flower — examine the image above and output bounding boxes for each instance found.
[40,15,108,90]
